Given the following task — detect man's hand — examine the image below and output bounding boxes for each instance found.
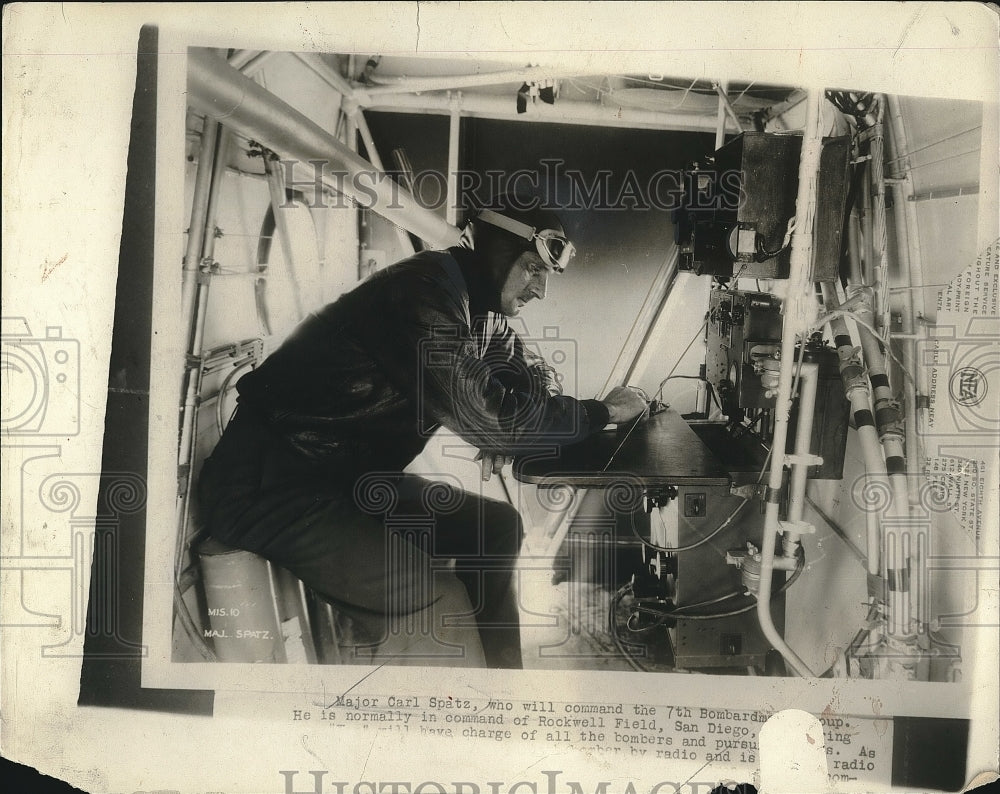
[601,386,649,424]
[475,450,515,482]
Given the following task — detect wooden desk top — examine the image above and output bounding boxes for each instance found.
[513,408,732,488]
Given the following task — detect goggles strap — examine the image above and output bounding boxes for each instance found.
[476,209,536,241]
[476,208,573,271]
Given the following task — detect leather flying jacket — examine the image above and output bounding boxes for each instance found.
[234,247,610,474]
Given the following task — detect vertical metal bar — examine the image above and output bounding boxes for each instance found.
[181,119,219,382]
[713,81,745,135]
[175,127,231,580]
[756,88,824,678]
[868,100,893,346]
[263,155,306,321]
[887,94,930,436]
[886,94,933,645]
[714,80,728,150]
[785,363,819,529]
[354,109,415,256]
[860,164,875,298]
[446,93,462,227]
[846,207,864,286]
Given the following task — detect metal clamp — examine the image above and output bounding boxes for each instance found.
[778,519,816,536]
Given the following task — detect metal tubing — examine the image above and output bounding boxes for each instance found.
[263,156,306,321]
[294,52,356,97]
[227,49,258,69]
[756,89,824,679]
[187,48,460,249]
[353,108,386,171]
[786,363,819,530]
[180,118,219,390]
[194,128,232,354]
[363,91,721,133]
[360,64,606,98]
[886,95,932,638]
[714,80,729,150]
[352,109,415,255]
[886,94,930,435]
[860,163,874,288]
[848,286,908,491]
[847,207,864,286]
[240,51,278,77]
[175,127,232,580]
[713,81,745,136]
[822,282,887,578]
[868,100,892,339]
[446,94,461,227]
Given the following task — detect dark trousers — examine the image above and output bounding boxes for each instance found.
[197,410,524,668]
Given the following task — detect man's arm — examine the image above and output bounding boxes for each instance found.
[484,318,564,397]
[366,269,609,454]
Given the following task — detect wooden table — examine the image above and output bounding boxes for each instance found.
[513,407,732,489]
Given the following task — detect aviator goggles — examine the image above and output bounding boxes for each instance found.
[476,209,576,273]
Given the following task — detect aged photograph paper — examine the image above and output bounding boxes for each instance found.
[2,3,999,794]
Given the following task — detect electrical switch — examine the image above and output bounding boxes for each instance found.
[684,492,706,517]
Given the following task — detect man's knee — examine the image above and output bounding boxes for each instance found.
[483,498,524,554]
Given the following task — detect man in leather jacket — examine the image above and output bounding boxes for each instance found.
[198,196,647,668]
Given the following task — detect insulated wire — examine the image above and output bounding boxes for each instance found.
[609,550,804,660]
[820,309,916,386]
[656,375,724,414]
[608,583,651,672]
[632,556,803,622]
[885,125,982,167]
[636,496,750,554]
[652,319,709,402]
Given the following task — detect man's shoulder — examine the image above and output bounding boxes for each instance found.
[377,249,469,301]
[385,248,455,273]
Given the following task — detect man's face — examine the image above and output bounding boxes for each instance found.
[499,250,551,316]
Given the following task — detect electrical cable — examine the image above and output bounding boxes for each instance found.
[651,319,709,402]
[755,216,796,261]
[655,374,724,415]
[632,496,750,554]
[626,549,804,624]
[608,583,651,672]
[608,548,805,675]
[804,493,868,566]
[885,125,982,167]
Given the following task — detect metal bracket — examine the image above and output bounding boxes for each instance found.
[778,519,816,536]
[730,483,761,500]
[784,453,824,467]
